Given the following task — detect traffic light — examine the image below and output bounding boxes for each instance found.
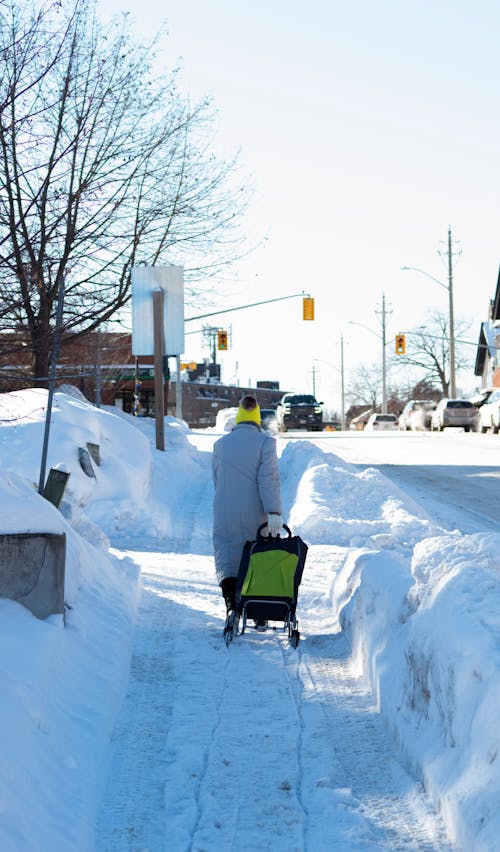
[217,330,228,351]
[303,297,315,321]
[395,333,406,355]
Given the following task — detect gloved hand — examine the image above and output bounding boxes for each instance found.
[266,513,283,536]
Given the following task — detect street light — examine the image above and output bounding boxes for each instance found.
[401,228,456,398]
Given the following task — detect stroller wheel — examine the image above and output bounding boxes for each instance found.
[289,628,300,649]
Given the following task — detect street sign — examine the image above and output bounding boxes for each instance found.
[131,266,184,356]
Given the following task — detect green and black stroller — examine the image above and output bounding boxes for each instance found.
[234,523,308,648]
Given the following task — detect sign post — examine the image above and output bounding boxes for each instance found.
[153,290,165,451]
[39,272,65,495]
[131,266,185,450]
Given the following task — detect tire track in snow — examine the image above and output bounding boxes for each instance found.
[168,631,307,852]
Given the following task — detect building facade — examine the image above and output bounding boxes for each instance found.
[0,331,284,427]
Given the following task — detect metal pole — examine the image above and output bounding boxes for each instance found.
[95,329,102,408]
[448,227,457,398]
[175,354,182,420]
[153,289,165,451]
[185,291,312,322]
[340,334,346,430]
[38,273,65,494]
[381,292,387,414]
[133,356,140,416]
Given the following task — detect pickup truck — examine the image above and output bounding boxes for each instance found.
[276,393,323,432]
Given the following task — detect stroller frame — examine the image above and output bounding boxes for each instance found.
[234,523,306,649]
[238,597,300,647]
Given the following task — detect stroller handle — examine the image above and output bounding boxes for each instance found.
[257,522,292,541]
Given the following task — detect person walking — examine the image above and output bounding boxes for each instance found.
[212,394,282,638]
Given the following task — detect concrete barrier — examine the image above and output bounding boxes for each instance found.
[0,532,66,619]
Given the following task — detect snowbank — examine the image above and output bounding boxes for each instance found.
[277,437,500,849]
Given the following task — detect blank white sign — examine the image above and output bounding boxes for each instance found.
[131,266,185,356]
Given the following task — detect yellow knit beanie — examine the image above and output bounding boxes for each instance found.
[235,394,261,425]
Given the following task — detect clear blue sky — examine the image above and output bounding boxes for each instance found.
[101,0,500,410]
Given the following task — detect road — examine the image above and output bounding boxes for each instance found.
[279,429,500,535]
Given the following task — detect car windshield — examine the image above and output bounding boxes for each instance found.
[375,415,396,421]
[447,400,473,408]
[284,395,317,404]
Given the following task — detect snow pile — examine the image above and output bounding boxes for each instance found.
[0,388,151,519]
[277,439,500,849]
[0,388,499,849]
[0,391,143,848]
[326,530,500,850]
[280,440,440,550]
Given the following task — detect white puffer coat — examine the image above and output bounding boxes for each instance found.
[212,422,282,584]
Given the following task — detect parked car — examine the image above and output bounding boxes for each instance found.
[430,399,477,432]
[259,408,278,432]
[276,393,323,432]
[469,388,495,430]
[364,413,399,431]
[475,388,500,433]
[398,399,437,431]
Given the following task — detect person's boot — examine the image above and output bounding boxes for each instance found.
[220,578,239,642]
[220,577,237,614]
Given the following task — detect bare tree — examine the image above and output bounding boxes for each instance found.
[392,312,472,395]
[348,363,382,409]
[0,0,250,382]
[348,363,424,414]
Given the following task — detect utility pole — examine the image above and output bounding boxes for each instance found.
[447,227,457,398]
[340,334,346,430]
[437,226,459,397]
[375,292,391,414]
[381,292,387,414]
[402,226,459,398]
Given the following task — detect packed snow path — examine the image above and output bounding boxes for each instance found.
[95,546,453,851]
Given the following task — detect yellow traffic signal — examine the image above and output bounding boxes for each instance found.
[303,297,315,321]
[217,330,228,351]
[395,333,406,355]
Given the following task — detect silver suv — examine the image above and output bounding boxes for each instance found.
[430,399,477,432]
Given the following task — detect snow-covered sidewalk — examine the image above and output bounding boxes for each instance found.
[95,547,452,851]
